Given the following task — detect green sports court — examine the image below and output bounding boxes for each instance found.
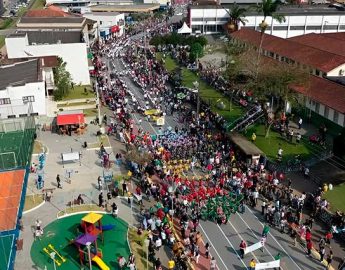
[30,213,130,270]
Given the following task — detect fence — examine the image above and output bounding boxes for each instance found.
[0,102,36,171]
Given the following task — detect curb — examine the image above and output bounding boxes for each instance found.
[22,200,45,215]
[57,210,107,219]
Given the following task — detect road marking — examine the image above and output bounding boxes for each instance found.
[236,212,284,270]
[216,224,249,270]
[245,205,303,270]
[225,220,260,263]
[199,223,229,270]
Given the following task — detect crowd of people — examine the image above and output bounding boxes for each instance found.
[89,13,345,270]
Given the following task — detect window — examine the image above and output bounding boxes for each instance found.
[0,98,11,105]
[30,112,39,116]
[19,113,28,117]
[324,107,329,118]
[23,96,35,102]
[333,111,339,123]
[290,26,305,30]
[315,70,320,76]
[7,115,16,119]
[306,25,321,30]
[273,26,288,30]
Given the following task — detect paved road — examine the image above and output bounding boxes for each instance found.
[98,32,340,270]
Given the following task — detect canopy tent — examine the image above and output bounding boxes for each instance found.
[57,110,85,126]
[178,22,192,34]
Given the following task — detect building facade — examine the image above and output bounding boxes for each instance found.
[0,60,46,117]
[83,12,125,37]
[188,5,345,38]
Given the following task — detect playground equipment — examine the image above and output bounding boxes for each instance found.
[36,152,46,189]
[71,212,113,270]
[42,244,66,267]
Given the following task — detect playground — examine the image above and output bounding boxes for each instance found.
[30,213,130,270]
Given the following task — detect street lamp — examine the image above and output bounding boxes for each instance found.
[50,252,57,270]
[193,80,200,122]
[86,241,92,270]
[144,238,150,270]
[229,60,236,112]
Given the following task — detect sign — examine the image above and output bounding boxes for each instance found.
[255,259,280,270]
[156,117,165,126]
[244,241,263,254]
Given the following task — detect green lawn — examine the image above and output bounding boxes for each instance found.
[157,53,243,123]
[245,124,311,161]
[30,0,46,9]
[62,85,95,100]
[0,36,5,49]
[324,184,345,212]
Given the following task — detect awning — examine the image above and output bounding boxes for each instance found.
[57,111,85,126]
[178,22,192,34]
[111,25,120,33]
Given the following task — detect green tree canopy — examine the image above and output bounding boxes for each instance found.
[189,42,203,61]
[53,57,72,101]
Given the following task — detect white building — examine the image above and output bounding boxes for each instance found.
[188,4,345,38]
[83,12,125,37]
[0,59,46,117]
[6,32,91,85]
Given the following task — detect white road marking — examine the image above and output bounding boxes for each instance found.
[199,223,229,270]
[245,205,303,270]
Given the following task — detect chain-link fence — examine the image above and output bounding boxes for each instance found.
[0,102,36,171]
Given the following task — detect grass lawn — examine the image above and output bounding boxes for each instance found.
[157,53,243,123]
[245,124,311,161]
[83,108,98,117]
[24,194,44,211]
[0,36,5,49]
[128,228,153,270]
[0,18,14,30]
[324,184,345,212]
[62,85,95,100]
[30,0,46,9]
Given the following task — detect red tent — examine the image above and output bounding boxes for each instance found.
[57,110,85,126]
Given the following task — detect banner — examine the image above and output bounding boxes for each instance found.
[255,259,280,270]
[244,241,263,254]
[156,117,165,126]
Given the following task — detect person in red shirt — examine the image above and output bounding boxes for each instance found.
[239,240,247,259]
[325,231,333,245]
[305,229,312,242]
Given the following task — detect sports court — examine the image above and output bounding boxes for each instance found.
[0,169,26,270]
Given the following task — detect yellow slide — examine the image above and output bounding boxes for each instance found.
[92,256,110,270]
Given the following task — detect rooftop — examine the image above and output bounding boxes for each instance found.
[231,28,345,73]
[190,4,345,15]
[0,59,40,89]
[292,75,345,114]
[18,16,85,26]
[83,11,120,16]
[319,32,345,41]
[90,3,160,12]
[26,31,82,44]
[289,33,345,57]
[25,5,74,17]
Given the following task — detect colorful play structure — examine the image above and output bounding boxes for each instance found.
[72,212,114,270]
[43,244,66,266]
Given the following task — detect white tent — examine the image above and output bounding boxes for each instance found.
[178,22,192,34]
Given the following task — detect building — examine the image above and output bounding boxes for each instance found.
[231,28,345,127]
[188,4,345,37]
[0,59,47,117]
[5,9,94,85]
[89,3,160,13]
[83,12,125,37]
[45,0,133,9]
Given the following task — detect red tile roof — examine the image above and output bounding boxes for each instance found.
[291,75,345,114]
[289,33,345,57]
[25,5,73,17]
[231,28,345,73]
[40,56,58,67]
[318,32,345,41]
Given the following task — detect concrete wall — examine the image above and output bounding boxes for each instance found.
[0,81,46,117]
[6,36,90,85]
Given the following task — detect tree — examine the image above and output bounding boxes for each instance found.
[53,57,72,101]
[225,4,248,32]
[189,42,203,61]
[255,0,285,79]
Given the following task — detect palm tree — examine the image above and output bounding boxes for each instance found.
[255,0,286,79]
[225,4,248,32]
